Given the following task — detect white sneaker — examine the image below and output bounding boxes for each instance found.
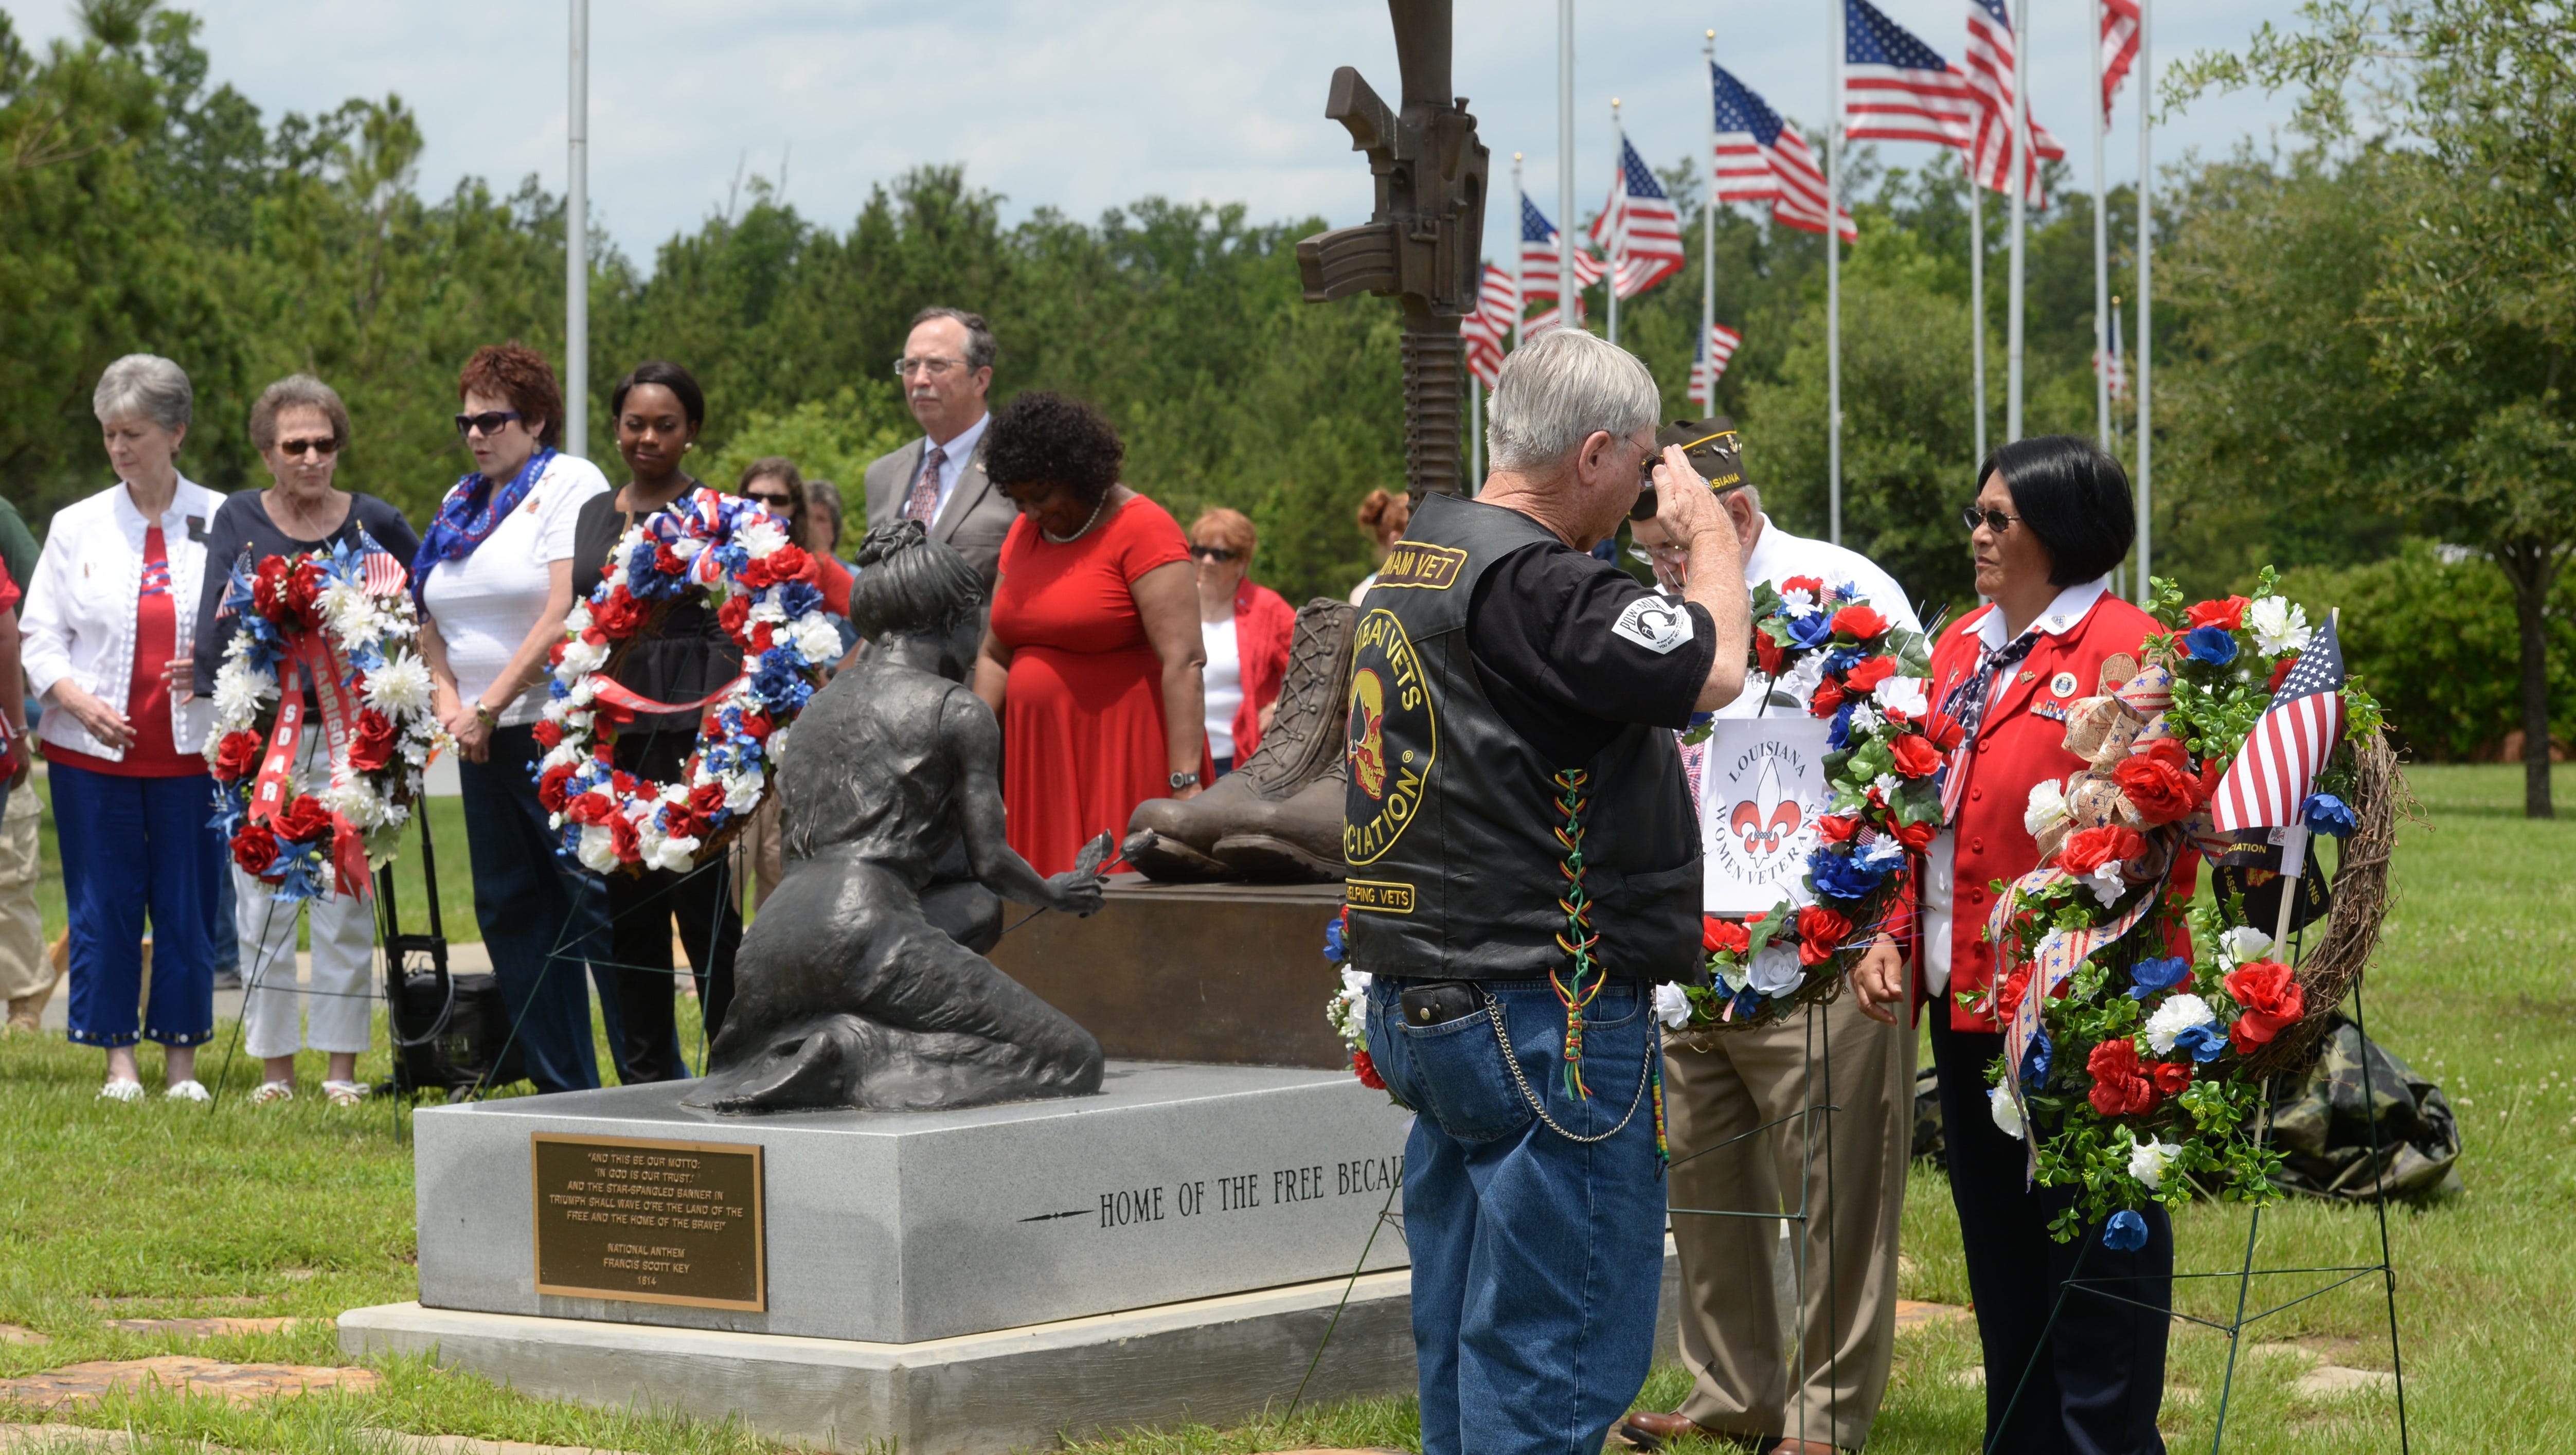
[164,1080,211,1103]
[98,1079,145,1103]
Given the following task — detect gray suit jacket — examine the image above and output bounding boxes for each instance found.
[863,431,1015,590]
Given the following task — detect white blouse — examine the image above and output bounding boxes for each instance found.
[22,477,225,761]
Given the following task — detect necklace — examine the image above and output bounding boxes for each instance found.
[269,487,343,542]
[1041,492,1113,545]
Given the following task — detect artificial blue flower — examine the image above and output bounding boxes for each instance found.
[2171,1023,2229,1063]
[2126,956,2193,1000]
[2102,1210,2150,1251]
[2021,1030,2053,1089]
[2183,625,2239,666]
[1323,918,1345,962]
[1827,701,1857,751]
[1808,845,1888,902]
[1832,581,1858,602]
[1732,987,1765,1020]
[775,580,826,620]
[269,839,327,903]
[1818,646,1864,678]
[1786,611,1836,650]
[1857,836,1908,872]
[2302,792,2357,838]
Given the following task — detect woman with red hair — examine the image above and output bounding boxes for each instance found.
[1188,508,1293,775]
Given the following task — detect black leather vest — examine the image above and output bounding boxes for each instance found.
[1341,493,1703,983]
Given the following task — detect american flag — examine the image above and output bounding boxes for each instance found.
[1963,0,2066,202]
[2095,302,2130,402]
[1587,138,1687,300]
[1710,61,1856,242]
[1518,192,1604,301]
[1844,0,1981,151]
[1458,263,1518,388]
[1522,299,1587,336]
[1689,321,1745,411]
[351,528,408,595]
[2211,616,2347,832]
[2100,0,2141,119]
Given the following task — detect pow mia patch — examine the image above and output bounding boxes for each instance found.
[1611,596,1695,654]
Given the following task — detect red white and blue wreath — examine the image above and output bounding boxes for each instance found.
[535,489,838,874]
[205,536,451,900]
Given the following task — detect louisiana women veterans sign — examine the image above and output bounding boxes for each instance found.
[1699,718,1833,915]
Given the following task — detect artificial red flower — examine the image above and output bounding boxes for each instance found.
[751,621,778,654]
[1796,904,1849,966]
[1832,605,1889,641]
[1889,732,1943,779]
[1781,574,1826,598]
[592,590,644,637]
[2059,825,2145,878]
[607,813,642,863]
[347,708,398,772]
[1754,631,1785,678]
[2113,740,2206,824]
[1891,817,1938,853]
[2267,654,2299,692]
[1351,1048,1387,1091]
[1996,962,2034,1022]
[566,791,617,826]
[230,824,280,876]
[1844,656,1898,692]
[211,730,264,782]
[2198,756,2229,804]
[279,560,326,627]
[274,795,334,844]
[1922,711,1966,751]
[689,782,728,817]
[251,556,293,620]
[2087,1037,2160,1117]
[537,762,579,813]
[655,543,690,577]
[531,719,563,750]
[742,544,816,589]
[2150,1059,2195,1096]
[611,771,641,797]
[740,711,775,741]
[2185,595,2250,632]
[1703,915,1751,956]
[1815,814,1860,844]
[2224,959,2304,1049]
[718,594,754,641]
[1809,676,1847,717]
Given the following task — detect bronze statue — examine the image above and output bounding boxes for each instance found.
[687,524,1108,1114]
[1295,0,1489,499]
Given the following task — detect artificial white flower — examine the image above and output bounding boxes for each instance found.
[365,655,433,716]
[2142,992,2218,1054]
[1653,982,1693,1029]
[1747,942,1805,996]
[2079,861,2128,909]
[212,657,277,721]
[791,615,842,667]
[1847,703,1886,737]
[723,767,766,812]
[748,600,789,625]
[1874,675,1930,717]
[739,517,790,556]
[1777,653,1829,706]
[318,584,384,651]
[645,832,701,874]
[1338,967,1372,1015]
[1779,586,1820,618]
[1870,772,1902,800]
[557,636,610,677]
[564,602,595,636]
[2247,596,2312,657]
[575,823,619,874]
[568,676,596,708]
[1990,1084,2026,1140]
[2127,1135,2182,1191]
[2220,926,2274,966]
[320,777,393,830]
[2025,778,2073,839]
[670,536,707,561]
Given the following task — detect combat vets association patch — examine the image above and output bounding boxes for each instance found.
[1344,607,1437,867]
[1612,595,1694,654]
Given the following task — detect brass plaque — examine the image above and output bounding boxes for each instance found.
[530,1133,766,1310]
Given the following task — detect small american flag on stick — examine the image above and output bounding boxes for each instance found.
[2211,614,2347,832]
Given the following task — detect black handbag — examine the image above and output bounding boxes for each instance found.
[379,807,524,1098]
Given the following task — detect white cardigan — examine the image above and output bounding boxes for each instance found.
[22,477,226,762]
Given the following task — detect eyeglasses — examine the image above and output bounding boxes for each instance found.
[454,410,523,438]
[892,355,967,380]
[1961,505,2023,534]
[745,491,794,508]
[1189,545,1240,562]
[277,437,338,459]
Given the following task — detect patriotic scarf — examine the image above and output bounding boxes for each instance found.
[410,447,557,606]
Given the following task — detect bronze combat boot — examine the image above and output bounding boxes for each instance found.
[1123,597,1356,882]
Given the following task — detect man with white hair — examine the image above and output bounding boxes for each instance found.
[1344,328,1748,1455]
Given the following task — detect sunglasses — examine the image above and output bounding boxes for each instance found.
[1189,545,1240,562]
[1961,505,2023,534]
[277,437,338,459]
[454,409,523,438]
[746,491,794,508]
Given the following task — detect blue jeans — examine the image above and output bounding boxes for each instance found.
[1366,976,1669,1455]
[52,762,221,1048]
[459,724,618,1094]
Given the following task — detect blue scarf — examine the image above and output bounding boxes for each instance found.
[410,447,558,605]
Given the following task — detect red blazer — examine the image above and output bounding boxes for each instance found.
[1924,590,2191,1031]
[1226,581,1297,760]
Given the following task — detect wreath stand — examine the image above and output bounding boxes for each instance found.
[1991,822,2413,1455]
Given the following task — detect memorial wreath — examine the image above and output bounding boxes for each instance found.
[205,535,451,901]
[1981,572,2395,1248]
[535,489,839,876]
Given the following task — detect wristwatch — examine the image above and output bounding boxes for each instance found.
[1169,771,1200,791]
[475,702,500,729]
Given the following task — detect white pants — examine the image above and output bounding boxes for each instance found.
[237,730,377,1061]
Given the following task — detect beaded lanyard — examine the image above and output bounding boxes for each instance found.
[1548,768,1671,1165]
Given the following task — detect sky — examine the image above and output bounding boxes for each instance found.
[13,0,2313,270]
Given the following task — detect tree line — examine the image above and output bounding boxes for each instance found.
[2,0,2564,803]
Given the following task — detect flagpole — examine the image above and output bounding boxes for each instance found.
[565,0,589,459]
[1513,154,1528,350]
[2135,0,2154,601]
[1607,98,1623,347]
[1559,0,1577,329]
[1469,372,1483,494]
[1700,30,1718,416]
[1969,153,1986,466]
[2006,0,2028,443]
[1827,0,1844,545]
[2090,0,2112,459]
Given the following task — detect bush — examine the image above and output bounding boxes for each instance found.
[2277,540,2574,761]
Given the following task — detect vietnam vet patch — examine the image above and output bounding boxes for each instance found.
[1371,541,1468,590]
[1344,607,1436,866]
[1611,595,1695,654]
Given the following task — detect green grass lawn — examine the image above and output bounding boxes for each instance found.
[1,765,2568,1453]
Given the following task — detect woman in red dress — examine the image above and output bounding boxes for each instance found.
[971,393,1210,876]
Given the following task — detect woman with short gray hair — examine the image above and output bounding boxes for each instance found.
[21,353,227,1101]
[191,373,421,1107]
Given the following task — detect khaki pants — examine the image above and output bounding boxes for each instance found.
[1663,990,1914,1448]
[0,787,47,1002]
[729,794,783,913]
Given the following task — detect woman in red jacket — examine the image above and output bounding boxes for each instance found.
[1189,508,1294,775]
[1855,436,2181,1455]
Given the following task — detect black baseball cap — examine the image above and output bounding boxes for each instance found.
[1654,418,1747,493]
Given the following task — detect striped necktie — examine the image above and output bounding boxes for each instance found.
[905,444,946,525]
[1936,628,2041,822]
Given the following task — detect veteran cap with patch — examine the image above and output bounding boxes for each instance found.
[1653,418,1747,494]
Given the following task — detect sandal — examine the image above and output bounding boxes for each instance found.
[98,1079,145,1103]
[321,1080,366,1107]
[164,1080,211,1103]
[249,1081,295,1106]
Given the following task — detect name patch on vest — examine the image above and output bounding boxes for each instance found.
[1344,607,1436,867]
[1371,541,1467,590]
[1344,878,1416,913]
